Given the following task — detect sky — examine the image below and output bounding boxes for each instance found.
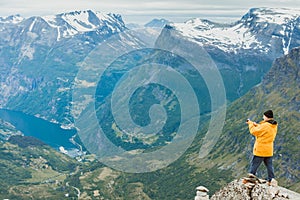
[0,0,300,24]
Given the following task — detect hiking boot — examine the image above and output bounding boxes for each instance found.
[247,173,256,178]
[258,179,267,184]
[268,179,278,186]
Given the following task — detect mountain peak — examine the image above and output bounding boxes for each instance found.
[183,18,219,30]
[240,7,300,25]
[144,18,170,28]
[41,10,126,39]
[58,10,122,24]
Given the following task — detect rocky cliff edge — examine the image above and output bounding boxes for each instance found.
[195,179,300,200]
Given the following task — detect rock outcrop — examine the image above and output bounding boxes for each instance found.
[195,179,300,200]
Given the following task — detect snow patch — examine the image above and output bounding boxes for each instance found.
[74,78,96,88]
[29,18,37,32]
[61,11,97,32]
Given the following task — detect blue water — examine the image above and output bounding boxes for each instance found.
[0,109,77,150]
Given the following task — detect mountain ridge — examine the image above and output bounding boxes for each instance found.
[2,10,126,41]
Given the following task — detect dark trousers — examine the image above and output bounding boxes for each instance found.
[249,155,275,181]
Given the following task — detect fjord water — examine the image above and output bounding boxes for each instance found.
[0,109,77,149]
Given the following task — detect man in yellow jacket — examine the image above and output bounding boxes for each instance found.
[246,110,278,184]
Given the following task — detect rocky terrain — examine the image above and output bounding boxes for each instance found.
[195,178,300,200]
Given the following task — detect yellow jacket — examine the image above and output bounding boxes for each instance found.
[248,120,278,157]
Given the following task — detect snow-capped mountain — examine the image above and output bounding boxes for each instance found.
[0,10,142,125]
[1,10,126,46]
[173,8,300,55]
[157,8,300,101]
[42,10,125,40]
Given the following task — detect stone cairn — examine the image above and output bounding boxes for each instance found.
[194,186,209,200]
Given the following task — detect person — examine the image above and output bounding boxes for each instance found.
[246,110,278,185]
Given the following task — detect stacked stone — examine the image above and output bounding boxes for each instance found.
[194,186,209,200]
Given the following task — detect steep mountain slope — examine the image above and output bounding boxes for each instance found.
[168,7,300,101]
[202,47,300,193]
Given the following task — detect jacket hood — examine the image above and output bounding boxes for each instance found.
[267,119,277,125]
